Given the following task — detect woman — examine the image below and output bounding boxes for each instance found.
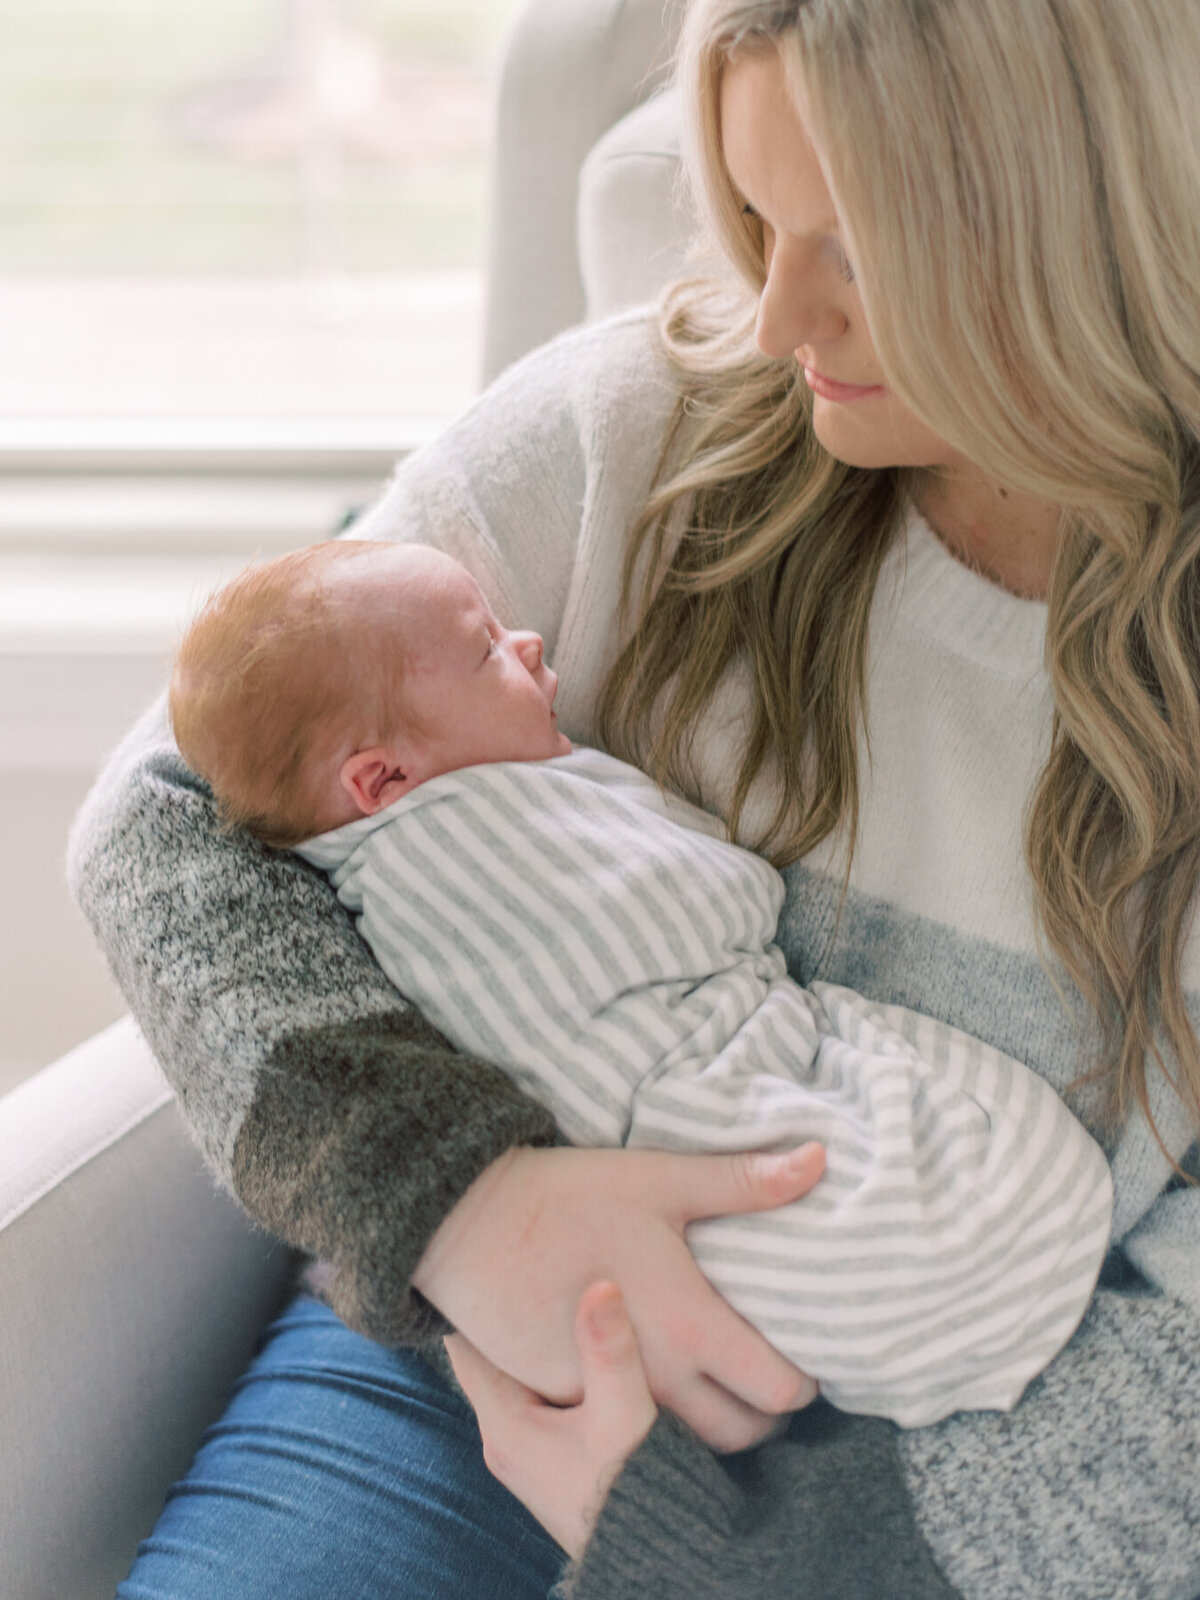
[73,0,1200,1595]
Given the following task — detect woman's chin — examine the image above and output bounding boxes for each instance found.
[812,418,898,470]
[810,399,958,473]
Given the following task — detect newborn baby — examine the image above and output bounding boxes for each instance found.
[170,538,1113,1427]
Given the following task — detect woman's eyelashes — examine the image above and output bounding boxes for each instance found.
[741,202,856,285]
[831,241,856,286]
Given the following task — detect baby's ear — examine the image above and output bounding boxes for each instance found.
[339,747,415,815]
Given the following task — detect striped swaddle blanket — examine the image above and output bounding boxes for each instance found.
[300,747,1113,1427]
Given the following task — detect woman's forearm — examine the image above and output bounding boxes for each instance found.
[898,1230,1200,1600]
[67,697,557,1344]
[569,1213,1200,1600]
[564,1406,960,1600]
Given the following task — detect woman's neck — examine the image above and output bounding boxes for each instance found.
[910,467,1062,602]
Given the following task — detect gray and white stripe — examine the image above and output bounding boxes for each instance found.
[301,747,1113,1428]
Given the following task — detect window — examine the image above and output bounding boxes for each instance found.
[0,0,525,761]
[3,0,533,1080]
[0,0,523,431]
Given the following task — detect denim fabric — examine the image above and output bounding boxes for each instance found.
[118,1294,565,1599]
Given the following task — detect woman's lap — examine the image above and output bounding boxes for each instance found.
[118,1292,565,1599]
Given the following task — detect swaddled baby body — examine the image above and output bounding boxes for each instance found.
[171,539,1112,1427]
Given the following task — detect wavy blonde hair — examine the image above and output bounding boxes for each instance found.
[597,0,1200,1145]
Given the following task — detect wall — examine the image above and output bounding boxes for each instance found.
[0,567,185,1093]
[0,769,127,1093]
[0,445,407,1095]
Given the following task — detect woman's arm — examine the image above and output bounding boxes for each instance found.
[69,700,819,1436]
[559,1180,1200,1600]
[67,311,819,1441]
[67,311,662,1341]
[68,698,560,1345]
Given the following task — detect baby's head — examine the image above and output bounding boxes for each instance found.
[170,540,570,847]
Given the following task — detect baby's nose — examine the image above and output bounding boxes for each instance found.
[516,632,544,670]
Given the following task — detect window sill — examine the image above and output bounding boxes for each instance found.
[0,431,433,773]
[0,269,480,769]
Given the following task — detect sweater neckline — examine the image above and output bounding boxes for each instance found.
[890,505,1049,680]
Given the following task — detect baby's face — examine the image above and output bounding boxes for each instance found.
[358,544,572,783]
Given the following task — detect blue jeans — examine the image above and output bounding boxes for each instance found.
[118,1293,566,1599]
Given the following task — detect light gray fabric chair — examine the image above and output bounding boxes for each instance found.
[0,4,688,1596]
[482,0,688,380]
[0,1020,296,1600]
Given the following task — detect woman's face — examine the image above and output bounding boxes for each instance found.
[719,47,959,472]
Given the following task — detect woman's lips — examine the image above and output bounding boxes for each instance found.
[803,366,886,403]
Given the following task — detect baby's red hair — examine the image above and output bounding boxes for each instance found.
[170,540,393,847]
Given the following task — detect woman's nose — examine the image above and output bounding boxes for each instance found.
[755,236,847,360]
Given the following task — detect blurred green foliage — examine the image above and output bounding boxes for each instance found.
[0,0,521,273]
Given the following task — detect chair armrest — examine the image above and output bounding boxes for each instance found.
[482,0,684,380]
[0,1018,297,1600]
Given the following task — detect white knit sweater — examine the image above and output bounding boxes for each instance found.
[348,305,1200,1599]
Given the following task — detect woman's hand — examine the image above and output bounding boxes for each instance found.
[446,1281,657,1561]
[414,1141,826,1452]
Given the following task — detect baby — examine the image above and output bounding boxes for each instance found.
[171,538,1113,1428]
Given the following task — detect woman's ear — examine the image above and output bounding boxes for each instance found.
[339,746,418,815]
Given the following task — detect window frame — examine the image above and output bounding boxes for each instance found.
[0,418,435,773]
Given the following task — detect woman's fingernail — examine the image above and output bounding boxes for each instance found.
[589,1292,626,1339]
[786,1142,822,1170]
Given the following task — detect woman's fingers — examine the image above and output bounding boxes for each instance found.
[673,1141,827,1225]
[444,1331,535,1447]
[576,1280,803,1455]
[623,1144,825,1436]
[445,1330,555,1504]
[631,1242,818,1433]
[574,1282,657,1445]
[651,1294,818,1429]
[666,1373,795,1454]
[694,1267,820,1415]
[446,1285,658,1563]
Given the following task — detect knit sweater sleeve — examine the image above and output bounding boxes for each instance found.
[568,1165,1200,1600]
[893,1154,1200,1600]
[68,699,557,1344]
[560,1407,960,1600]
[65,311,663,1345]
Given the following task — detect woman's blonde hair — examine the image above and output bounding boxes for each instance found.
[597,0,1200,1146]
